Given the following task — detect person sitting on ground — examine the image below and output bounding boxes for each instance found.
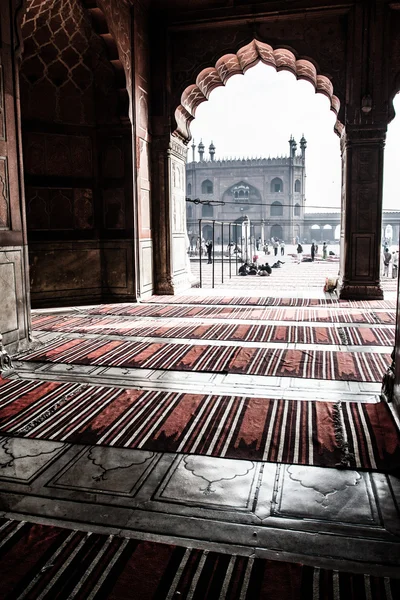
[258,263,272,276]
[248,263,258,275]
[238,262,249,276]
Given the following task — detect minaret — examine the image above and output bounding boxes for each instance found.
[191,139,196,163]
[288,135,295,157]
[288,136,296,244]
[198,139,205,161]
[300,135,307,218]
[209,141,215,161]
[300,134,307,160]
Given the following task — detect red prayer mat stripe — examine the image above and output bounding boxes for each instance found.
[31,314,395,346]
[143,295,397,309]
[18,336,391,382]
[0,519,399,599]
[1,377,399,470]
[84,303,395,324]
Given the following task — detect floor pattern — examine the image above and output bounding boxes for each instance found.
[2,281,400,596]
[31,314,396,346]
[18,335,391,382]
[3,518,399,600]
[1,377,398,469]
[85,303,396,324]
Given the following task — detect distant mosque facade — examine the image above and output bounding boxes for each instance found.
[186,136,307,243]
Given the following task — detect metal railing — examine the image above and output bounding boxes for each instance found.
[190,219,254,289]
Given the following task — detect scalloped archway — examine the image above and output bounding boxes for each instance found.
[174,39,343,142]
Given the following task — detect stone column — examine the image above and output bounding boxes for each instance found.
[339,126,386,300]
[151,134,191,294]
[0,0,31,354]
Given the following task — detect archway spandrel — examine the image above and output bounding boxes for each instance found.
[174,105,193,142]
[295,59,317,86]
[215,54,242,83]
[237,41,259,72]
[174,40,343,142]
[196,68,223,99]
[254,41,275,67]
[316,75,334,100]
[181,84,206,117]
[273,48,297,73]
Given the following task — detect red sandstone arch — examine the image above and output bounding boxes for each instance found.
[174,40,343,142]
[82,0,130,121]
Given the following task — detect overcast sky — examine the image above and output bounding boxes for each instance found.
[190,62,399,212]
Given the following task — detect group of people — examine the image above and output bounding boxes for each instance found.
[238,259,284,276]
[261,239,285,256]
[296,241,330,263]
[383,246,399,278]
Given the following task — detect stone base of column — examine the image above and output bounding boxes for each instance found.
[339,282,384,300]
[155,272,192,295]
[155,276,175,295]
[0,333,14,374]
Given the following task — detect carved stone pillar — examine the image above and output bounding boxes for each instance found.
[339,126,386,300]
[0,1,31,353]
[152,134,191,294]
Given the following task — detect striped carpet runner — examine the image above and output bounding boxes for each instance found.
[32,314,395,346]
[86,303,396,324]
[1,377,399,470]
[18,336,391,382]
[1,519,399,600]
[143,294,397,309]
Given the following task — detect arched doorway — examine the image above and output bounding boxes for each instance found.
[202,225,213,241]
[167,39,344,295]
[310,224,321,241]
[20,0,135,307]
[322,224,333,241]
[271,224,283,240]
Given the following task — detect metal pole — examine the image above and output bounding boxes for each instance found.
[236,224,239,274]
[199,219,202,288]
[229,222,232,279]
[212,220,215,289]
[221,221,224,284]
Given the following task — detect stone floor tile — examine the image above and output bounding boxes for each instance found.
[154,455,260,510]
[0,437,67,483]
[50,446,159,497]
[271,465,380,525]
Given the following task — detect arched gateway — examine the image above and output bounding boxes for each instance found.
[0,1,397,359]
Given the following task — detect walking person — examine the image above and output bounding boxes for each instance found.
[383,247,392,277]
[280,241,285,256]
[322,242,328,260]
[392,250,398,279]
[273,240,279,256]
[297,242,303,263]
[311,242,316,262]
[205,240,213,264]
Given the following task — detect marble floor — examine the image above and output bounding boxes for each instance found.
[1,268,400,592]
